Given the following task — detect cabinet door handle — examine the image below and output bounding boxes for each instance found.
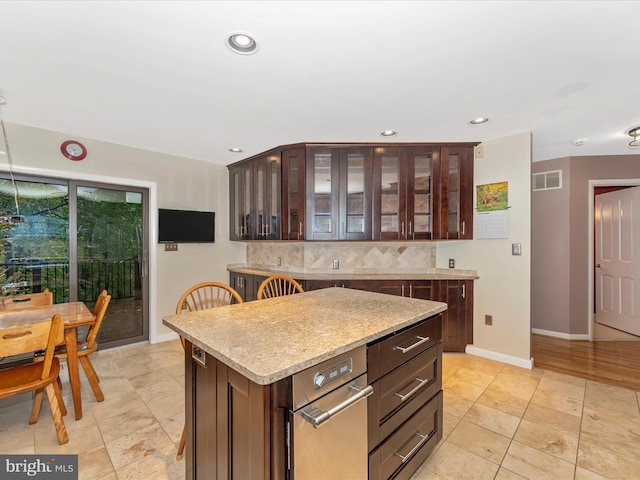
[401,284,405,297]
[408,221,413,237]
[461,284,466,299]
[461,220,466,236]
[299,221,303,237]
[401,221,405,237]
[395,431,429,463]
[395,335,429,354]
[395,376,429,402]
[409,283,413,298]
[302,384,373,428]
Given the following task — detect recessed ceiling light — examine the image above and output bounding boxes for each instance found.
[572,137,588,146]
[229,147,243,153]
[227,33,258,55]
[380,130,398,137]
[468,117,489,125]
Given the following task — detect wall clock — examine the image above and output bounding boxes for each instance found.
[60,140,87,161]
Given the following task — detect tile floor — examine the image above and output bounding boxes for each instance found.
[1,340,640,479]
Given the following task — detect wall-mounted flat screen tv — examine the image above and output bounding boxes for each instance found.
[158,209,215,243]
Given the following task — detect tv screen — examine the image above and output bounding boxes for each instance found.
[158,209,215,243]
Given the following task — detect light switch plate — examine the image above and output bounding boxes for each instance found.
[512,243,521,256]
[165,243,178,252]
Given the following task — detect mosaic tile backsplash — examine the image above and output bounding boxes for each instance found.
[246,242,436,274]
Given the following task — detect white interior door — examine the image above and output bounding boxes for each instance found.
[595,187,640,336]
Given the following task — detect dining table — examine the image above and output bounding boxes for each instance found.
[0,301,95,420]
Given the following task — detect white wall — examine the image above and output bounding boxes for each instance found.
[0,122,245,342]
[436,132,532,367]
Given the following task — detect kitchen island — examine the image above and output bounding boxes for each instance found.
[163,287,447,480]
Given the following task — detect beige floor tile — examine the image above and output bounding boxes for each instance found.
[447,419,511,464]
[115,450,184,480]
[421,440,499,480]
[541,369,587,387]
[105,422,175,471]
[147,391,185,421]
[501,441,575,480]
[485,374,537,403]
[584,380,640,416]
[536,375,586,401]
[501,364,544,381]
[35,420,104,455]
[580,403,640,459]
[0,423,35,454]
[522,403,582,438]
[448,366,496,388]
[128,374,183,405]
[512,418,578,464]
[160,411,185,446]
[96,404,157,443]
[530,388,584,418]
[494,468,528,480]
[442,412,461,439]
[574,466,608,480]
[443,376,487,402]
[462,403,521,439]
[476,385,531,417]
[577,439,640,479]
[443,390,474,418]
[78,446,115,480]
[411,464,448,479]
[91,389,146,421]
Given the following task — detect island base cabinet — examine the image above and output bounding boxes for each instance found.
[185,341,288,480]
[368,391,443,480]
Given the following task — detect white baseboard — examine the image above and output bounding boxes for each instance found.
[152,331,180,344]
[531,328,589,340]
[465,345,534,370]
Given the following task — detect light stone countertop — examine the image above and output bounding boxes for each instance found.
[163,287,447,385]
[227,264,479,280]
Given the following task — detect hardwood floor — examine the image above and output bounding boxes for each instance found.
[532,333,640,391]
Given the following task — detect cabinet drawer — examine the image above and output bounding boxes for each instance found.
[368,314,442,382]
[369,390,443,480]
[368,343,442,450]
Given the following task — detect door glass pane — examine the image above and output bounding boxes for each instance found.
[243,168,251,238]
[269,156,279,239]
[0,179,69,301]
[413,154,432,234]
[256,161,265,237]
[380,153,399,233]
[346,152,365,234]
[233,170,241,238]
[287,155,299,238]
[447,154,460,233]
[77,186,143,344]
[313,153,332,235]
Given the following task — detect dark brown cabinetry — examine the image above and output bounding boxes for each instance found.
[306,146,373,240]
[184,341,287,480]
[367,315,443,480]
[229,149,281,241]
[229,272,267,302]
[228,142,476,241]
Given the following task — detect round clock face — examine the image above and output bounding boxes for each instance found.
[60,140,87,161]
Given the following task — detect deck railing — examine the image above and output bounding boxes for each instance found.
[1,257,140,303]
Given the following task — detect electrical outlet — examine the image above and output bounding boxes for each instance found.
[448,258,455,268]
[277,256,282,266]
[333,259,339,269]
[485,314,493,326]
[475,146,484,159]
[164,243,178,252]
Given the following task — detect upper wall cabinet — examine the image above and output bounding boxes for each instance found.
[306,146,373,240]
[228,142,476,241]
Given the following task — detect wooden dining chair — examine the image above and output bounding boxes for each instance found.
[0,314,68,444]
[256,275,304,300]
[1,288,53,311]
[175,281,243,460]
[30,290,111,424]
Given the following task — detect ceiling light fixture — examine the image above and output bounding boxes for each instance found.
[227,33,258,55]
[229,147,243,153]
[468,117,489,125]
[628,127,640,148]
[380,130,398,137]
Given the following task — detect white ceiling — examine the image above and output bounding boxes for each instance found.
[1,1,639,166]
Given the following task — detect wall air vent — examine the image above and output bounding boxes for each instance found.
[533,170,562,191]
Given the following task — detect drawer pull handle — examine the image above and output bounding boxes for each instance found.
[395,336,429,354]
[395,377,429,402]
[395,431,428,463]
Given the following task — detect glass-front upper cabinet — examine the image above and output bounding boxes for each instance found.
[439,146,473,239]
[373,146,436,240]
[282,148,306,240]
[229,162,252,240]
[306,146,372,240]
[254,152,281,240]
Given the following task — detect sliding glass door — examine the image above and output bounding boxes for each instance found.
[0,174,149,349]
